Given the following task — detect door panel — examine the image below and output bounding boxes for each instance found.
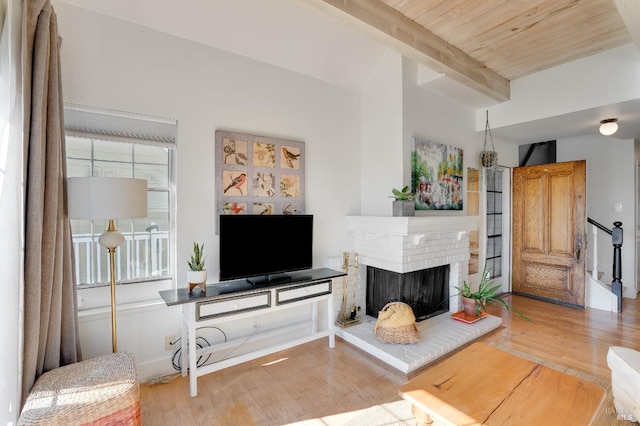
[522,174,544,251]
[513,160,586,307]
[549,172,572,255]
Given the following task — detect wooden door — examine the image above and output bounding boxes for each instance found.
[512,160,586,307]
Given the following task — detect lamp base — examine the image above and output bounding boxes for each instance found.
[99,222,125,249]
[99,220,124,353]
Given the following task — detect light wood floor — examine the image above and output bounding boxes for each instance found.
[140,295,640,425]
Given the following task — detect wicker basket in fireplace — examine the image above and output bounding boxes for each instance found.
[374,301,419,344]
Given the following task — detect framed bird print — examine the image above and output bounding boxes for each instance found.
[215,130,305,231]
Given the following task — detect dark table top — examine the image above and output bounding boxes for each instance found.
[159,267,347,306]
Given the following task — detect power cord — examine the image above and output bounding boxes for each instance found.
[169,325,259,371]
[170,326,228,371]
[216,326,258,362]
[147,373,181,386]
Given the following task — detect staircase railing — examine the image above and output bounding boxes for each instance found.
[587,218,623,312]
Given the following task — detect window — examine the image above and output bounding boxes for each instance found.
[485,168,503,279]
[64,105,176,287]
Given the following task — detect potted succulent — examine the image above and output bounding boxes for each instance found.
[456,264,531,321]
[187,242,207,293]
[391,186,416,217]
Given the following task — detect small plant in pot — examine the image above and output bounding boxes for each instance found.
[391,186,416,217]
[187,242,207,294]
[456,265,531,321]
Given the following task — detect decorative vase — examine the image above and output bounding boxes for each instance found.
[393,200,415,217]
[187,270,207,294]
[461,296,480,317]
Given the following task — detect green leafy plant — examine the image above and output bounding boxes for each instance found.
[187,242,206,271]
[391,186,415,201]
[456,264,531,321]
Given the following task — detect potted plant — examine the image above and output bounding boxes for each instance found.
[391,186,416,217]
[187,242,207,294]
[456,264,531,321]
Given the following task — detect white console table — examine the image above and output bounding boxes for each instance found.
[159,268,346,397]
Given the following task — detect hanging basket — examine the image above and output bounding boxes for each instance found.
[479,150,498,169]
[480,111,498,169]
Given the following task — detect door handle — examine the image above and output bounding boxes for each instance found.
[575,240,582,262]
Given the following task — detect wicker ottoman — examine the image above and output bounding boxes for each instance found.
[18,351,140,425]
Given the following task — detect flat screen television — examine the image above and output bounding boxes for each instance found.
[219,214,313,284]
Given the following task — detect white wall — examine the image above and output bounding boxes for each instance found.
[359,54,519,218]
[402,57,518,181]
[360,50,404,216]
[636,140,640,293]
[0,0,23,422]
[54,2,362,379]
[557,135,637,298]
[481,44,640,130]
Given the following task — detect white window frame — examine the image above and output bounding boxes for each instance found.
[480,166,512,294]
[64,104,177,310]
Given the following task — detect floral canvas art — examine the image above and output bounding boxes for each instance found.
[411,137,463,210]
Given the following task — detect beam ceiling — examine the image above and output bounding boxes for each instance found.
[315,0,511,102]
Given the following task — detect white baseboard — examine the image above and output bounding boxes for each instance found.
[137,355,180,383]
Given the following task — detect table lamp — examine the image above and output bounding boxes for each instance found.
[67,177,147,352]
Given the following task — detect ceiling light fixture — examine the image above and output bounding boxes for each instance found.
[599,118,618,136]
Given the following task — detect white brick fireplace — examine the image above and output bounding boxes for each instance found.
[334,215,502,373]
[345,215,481,314]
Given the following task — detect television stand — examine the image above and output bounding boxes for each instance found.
[246,273,292,286]
[159,268,346,397]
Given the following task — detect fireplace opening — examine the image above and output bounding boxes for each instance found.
[366,265,449,322]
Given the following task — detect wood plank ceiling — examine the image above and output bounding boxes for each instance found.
[317,0,636,101]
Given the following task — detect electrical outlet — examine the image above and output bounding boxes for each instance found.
[165,334,176,351]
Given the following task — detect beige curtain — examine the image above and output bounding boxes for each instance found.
[22,0,81,403]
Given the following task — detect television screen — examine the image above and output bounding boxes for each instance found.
[219,214,313,284]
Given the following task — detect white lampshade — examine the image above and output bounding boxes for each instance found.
[67,177,148,220]
[599,119,618,136]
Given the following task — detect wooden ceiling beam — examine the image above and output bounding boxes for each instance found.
[314,0,510,101]
[614,0,640,47]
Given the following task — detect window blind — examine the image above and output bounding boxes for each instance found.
[64,103,177,147]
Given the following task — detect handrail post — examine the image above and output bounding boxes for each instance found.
[611,221,623,312]
[591,225,598,280]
